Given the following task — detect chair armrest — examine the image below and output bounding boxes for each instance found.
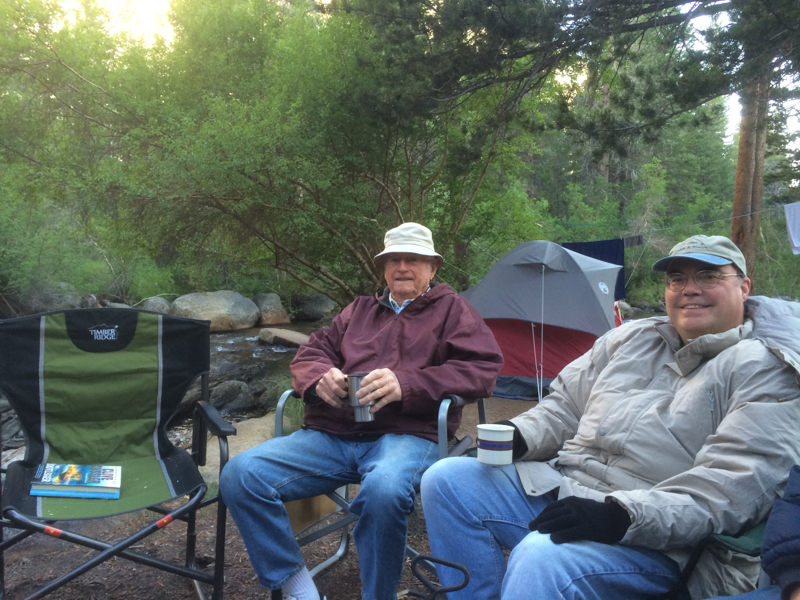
[710,520,766,556]
[272,390,473,461]
[437,398,452,461]
[443,394,472,408]
[191,400,236,468]
[649,520,768,600]
[196,401,236,437]
[437,395,482,461]
[275,389,301,438]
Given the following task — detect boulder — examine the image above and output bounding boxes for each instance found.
[170,291,259,331]
[17,282,83,315]
[1,446,25,467]
[140,296,172,314]
[105,301,130,309]
[253,293,290,325]
[294,294,337,322]
[258,328,310,348]
[209,380,256,414]
[0,394,24,450]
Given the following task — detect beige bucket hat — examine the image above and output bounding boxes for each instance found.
[373,223,443,267]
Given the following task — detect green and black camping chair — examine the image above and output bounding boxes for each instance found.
[0,308,236,600]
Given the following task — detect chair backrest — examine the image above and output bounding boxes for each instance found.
[0,309,209,467]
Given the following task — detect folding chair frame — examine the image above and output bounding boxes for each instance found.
[0,310,236,600]
[0,391,235,600]
[269,389,475,599]
[647,521,769,600]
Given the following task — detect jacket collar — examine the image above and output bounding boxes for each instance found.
[377,281,446,310]
[747,296,800,380]
[656,319,754,376]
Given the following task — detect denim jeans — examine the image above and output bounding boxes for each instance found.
[708,587,781,600]
[219,428,437,600]
[420,457,682,599]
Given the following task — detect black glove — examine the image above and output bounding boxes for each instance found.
[528,496,631,545]
[494,420,528,459]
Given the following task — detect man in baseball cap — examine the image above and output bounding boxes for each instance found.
[652,235,750,343]
[420,234,800,599]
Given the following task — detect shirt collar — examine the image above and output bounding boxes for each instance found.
[389,286,431,314]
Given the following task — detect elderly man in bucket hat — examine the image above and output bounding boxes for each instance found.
[421,234,800,600]
[221,223,502,600]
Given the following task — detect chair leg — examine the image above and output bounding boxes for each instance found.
[212,496,227,600]
[187,495,227,600]
[186,508,199,567]
[0,519,4,600]
[405,544,436,576]
[308,521,350,578]
[6,487,210,599]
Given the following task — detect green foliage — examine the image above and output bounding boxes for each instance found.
[126,257,177,304]
[0,166,111,295]
[0,0,797,312]
[280,395,306,436]
[754,205,800,299]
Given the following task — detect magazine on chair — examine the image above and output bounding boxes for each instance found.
[30,463,122,499]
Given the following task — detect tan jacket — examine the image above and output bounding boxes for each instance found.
[510,296,800,599]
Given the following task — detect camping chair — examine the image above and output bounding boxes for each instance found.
[0,308,236,600]
[649,521,770,600]
[269,388,476,599]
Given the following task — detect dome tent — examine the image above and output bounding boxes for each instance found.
[461,241,622,401]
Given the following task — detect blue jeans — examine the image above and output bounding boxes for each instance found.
[219,428,437,600]
[420,457,682,599]
[708,587,781,600]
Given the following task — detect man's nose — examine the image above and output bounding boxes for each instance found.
[682,274,703,293]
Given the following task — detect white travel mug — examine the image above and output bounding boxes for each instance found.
[476,424,515,466]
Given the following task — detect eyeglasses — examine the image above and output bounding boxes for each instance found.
[664,270,740,292]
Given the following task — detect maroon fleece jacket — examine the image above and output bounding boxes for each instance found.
[290,283,503,443]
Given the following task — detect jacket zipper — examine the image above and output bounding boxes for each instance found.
[375,311,400,366]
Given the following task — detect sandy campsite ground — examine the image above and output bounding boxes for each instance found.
[4,397,529,600]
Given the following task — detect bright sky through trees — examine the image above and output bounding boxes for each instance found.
[60,0,173,42]
[55,1,798,148]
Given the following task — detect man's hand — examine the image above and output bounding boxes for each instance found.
[316,367,348,408]
[357,368,402,413]
[528,496,631,545]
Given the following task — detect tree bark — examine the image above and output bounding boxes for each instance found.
[453,238,470,291]
[598,84,611,182]
[730,71,769,288]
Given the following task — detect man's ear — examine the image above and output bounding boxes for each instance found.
[430,259,440,281]
[740,277,752,301]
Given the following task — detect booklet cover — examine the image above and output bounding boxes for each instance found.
[30,463,121,499]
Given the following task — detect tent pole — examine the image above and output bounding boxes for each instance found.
[531,322,539,398]
[538,265,545,400]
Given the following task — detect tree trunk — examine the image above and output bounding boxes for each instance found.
[730,71,769,287]
[453,238,470,291]
[598,84,611,182]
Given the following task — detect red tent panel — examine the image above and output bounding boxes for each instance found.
[486,319,598,380]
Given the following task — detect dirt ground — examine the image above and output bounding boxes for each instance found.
[3,398,530,600]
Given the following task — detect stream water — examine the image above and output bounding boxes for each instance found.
[207,322,325,418]
[211,322,324,367]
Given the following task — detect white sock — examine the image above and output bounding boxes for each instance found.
[282,566,320,600]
